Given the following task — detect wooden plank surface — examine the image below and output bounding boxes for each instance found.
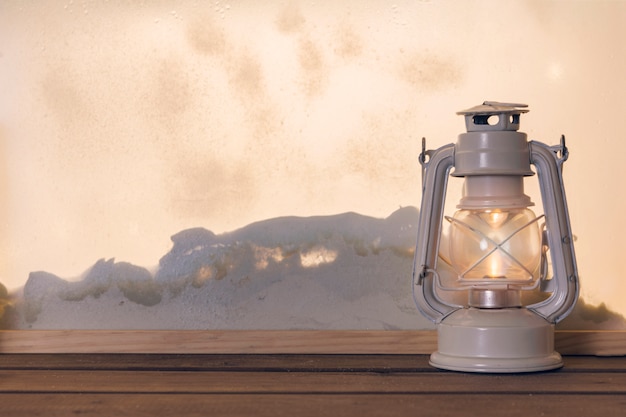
[0,353,625,372]
[0,354,624,416]
[0,330,436,354]
[1,329,625,355]
[2,369,626,394]
[1,393,624,417]
[2,394,625,417]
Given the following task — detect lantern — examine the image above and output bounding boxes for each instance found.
[413,102,578,372]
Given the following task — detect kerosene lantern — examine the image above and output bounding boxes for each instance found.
[413,101,578,372]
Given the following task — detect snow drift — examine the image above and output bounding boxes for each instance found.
[11,207,431,329]
[3,206,623,330]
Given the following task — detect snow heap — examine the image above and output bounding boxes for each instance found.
[13,207,433,330]
[5,206,624,330]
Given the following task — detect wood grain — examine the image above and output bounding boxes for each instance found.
[1,370,625,394]
[0,330,436,354]
[1,393,624,417]
[1,330,624,355]
[0,354,624,417]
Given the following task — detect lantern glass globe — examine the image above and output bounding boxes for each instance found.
[448,207,542,283]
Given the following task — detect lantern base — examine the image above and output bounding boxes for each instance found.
[430,307,562,373]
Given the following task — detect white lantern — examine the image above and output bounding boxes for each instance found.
[413,102,578,372]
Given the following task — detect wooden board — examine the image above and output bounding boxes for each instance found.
[0,354,624,417]
[1,330,625,355]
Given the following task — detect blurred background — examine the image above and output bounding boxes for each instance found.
[1,1,624,319]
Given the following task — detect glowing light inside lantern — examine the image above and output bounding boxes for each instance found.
[448,208,542,283]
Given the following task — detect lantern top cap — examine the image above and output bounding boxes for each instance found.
[457,101,529,132]
[457,101,529,116]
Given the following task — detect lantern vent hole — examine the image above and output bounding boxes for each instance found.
[472,114,501,126]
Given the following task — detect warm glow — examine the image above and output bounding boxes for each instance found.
[484,211,508,229]
[1,1,625,319]
[488,254,503,279]
[483,211,508,278]
[253,245,285,270]
[300,246,338,268]
[448,208,542,283]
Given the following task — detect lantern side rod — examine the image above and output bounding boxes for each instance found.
[527,140,579,323]
[413,143,459,323]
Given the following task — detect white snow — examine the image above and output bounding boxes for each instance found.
[3,206,623,331]
[9,207,434,330]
